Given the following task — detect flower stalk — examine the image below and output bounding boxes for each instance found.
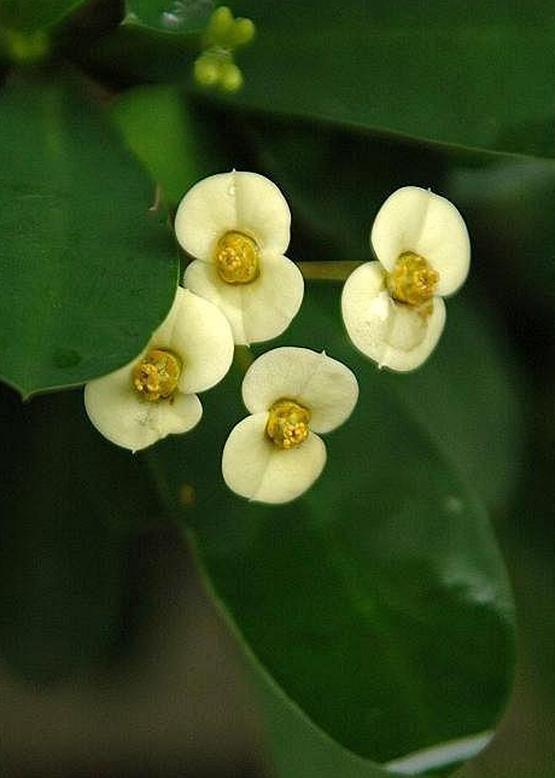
[296,261,364,282]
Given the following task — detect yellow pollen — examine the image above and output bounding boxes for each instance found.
[132,348,182,402]
[215,230,260,284]
[386,251,439,308]
[266,399,311,450]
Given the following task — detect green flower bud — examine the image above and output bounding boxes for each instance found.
[194,55,220,87]
[205,6,234,45]
[229,17,256,48]
[219,62,243,93]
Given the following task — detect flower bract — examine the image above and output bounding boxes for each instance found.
[84,287,234,452]
[222,347,359,504]
[341,186,470,372]
[175,171,304,346]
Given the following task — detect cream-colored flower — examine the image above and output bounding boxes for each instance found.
[84,287,234,452]
[341,186,470,372]
[175,171,304,346]
[222,347,358,504]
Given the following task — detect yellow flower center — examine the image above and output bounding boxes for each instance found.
[266,399,311,450]
[386,251,439,308]
[132,348,182,402]
[215,230,260,284]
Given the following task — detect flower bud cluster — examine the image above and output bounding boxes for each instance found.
[194,6,255,93]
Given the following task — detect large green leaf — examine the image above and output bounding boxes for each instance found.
[149,282,515,769]
[0,0,88,31]
[251,465,555,778]
[250,659,492,778]
[449,156,555,310]
[0,72,178,398]
[254,672,385,778]
[378,293,523,515]
[0,383,161,681]
[218,0,555,158]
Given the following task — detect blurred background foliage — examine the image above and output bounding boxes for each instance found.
[0,1,554,776]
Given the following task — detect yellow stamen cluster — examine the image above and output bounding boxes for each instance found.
[266,399,310,450]
[215,231,260,285]
[133,348,182,402]
[386,251,439,308]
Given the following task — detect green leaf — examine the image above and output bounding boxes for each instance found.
[149,282,515,769]
[220,0,555,158]
[0,72,178,398]
[0,383,161,681]
[254,672,386,778]
[250,658,492,778]
[111,85,223,208]
[450,156,555,309]
[0,0,87,31]
[377,293,523,514]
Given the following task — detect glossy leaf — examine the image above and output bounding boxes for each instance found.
[379,293,523,515]
[255,675,386,778]
[221,0,555,158]
[149,282,515,769]
[0,72,178,397]
[0,383,161,681]
[450,156,555,310]
[0,0,87,31]
[251,659,491,778]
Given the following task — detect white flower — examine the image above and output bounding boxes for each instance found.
[341,186,470,372]
[222,347,358,504]
[175,171,304,346]
[84,287,234,452]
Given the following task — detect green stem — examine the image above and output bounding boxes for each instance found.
[297,261,364,281]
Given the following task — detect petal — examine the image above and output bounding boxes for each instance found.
[241,347,358,434]
[371,186,470,296]
[341,262,446,372]
[174,171,291,261]
[153,287,233,394]
[221,413,327,504]
[84,364,202,452]
[156,392,203,437]
[183,253,304,346]
[184,260,247,343]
